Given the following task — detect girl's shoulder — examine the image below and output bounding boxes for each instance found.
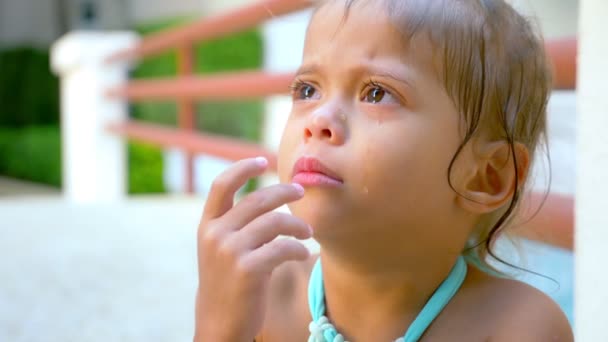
[430,266,573,341]
[483,275,573,341]
[256,254,317,342]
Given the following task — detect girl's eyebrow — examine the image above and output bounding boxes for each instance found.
[295,63,322,77]
[361,65,416,89]
[295,63,416,90]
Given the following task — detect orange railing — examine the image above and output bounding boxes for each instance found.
[106,0,576,250]
[516,192,574,251]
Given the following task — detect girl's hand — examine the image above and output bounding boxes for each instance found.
[194,157,312,342]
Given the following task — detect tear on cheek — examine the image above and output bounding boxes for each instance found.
[364,106,396,125]
[359,144,374,197]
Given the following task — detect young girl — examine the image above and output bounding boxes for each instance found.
[194,0,573,340]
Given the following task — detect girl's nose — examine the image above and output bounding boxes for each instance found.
[303,105,346,145]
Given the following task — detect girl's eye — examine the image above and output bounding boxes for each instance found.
[301,85,316,99]
[362,84,398,105]
[292,82,319,101]
[365,87,386,103]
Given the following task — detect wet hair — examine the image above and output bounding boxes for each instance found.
[314,0,552,273]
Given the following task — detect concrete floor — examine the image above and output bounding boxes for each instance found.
[0,196,202,342]
[0,177,60,197]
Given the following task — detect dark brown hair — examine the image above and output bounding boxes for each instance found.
[316,0,552,272]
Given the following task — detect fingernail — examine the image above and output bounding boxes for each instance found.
[255,156,268,167]
[292,183,305,196]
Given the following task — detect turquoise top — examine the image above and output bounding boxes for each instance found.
[307,256,467,342]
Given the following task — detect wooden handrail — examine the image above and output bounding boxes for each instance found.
[176,45,197,193]
[107,121,278,171]
[546,37,577,90]
[514,192,574,250]
[107,0,311,62]
[107,71,294,101]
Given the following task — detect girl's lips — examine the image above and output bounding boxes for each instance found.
[292,172,343,186]
[292,157,343,187]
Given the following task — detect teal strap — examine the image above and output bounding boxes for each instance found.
[308,257,467,342]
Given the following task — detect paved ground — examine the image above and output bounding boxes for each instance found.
[0,196,203,342]
[0,177,60,197]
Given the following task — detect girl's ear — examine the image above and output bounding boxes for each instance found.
[455,141,530,214]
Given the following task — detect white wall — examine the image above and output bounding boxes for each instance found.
[0,0,60,47]
[203,0,257,17]
[128,0,203,23]
[575,0,608,339]
[67,0,130,31]
[119,0,259,24]
[0,0,130,47]
[127,0,258,23]
[511,0,578,38]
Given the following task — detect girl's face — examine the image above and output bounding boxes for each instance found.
[278,1,470,243]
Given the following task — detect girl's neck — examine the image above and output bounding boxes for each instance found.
[318,246,462,341]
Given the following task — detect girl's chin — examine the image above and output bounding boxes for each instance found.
[288,202,346,228]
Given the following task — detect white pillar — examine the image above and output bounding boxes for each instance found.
[261,9,311,187]
[576,1,608,340]
[51,32,139,203]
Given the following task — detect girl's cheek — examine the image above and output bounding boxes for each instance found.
[279,119,301,156]
[360,103,403,126]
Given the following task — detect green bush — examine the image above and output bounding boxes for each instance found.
[0,47,62,187]
[0,126,62,187]
[128,142,165,194]
[0,48,60,127]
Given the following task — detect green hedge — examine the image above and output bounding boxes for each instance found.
[128,142,165,194]
[0,126,61,186]
[0,48,60,127]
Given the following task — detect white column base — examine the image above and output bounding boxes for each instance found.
[51,32,139,204]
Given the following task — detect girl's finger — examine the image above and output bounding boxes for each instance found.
[220,183,304,230]
[228,212,312,251]
[240,238,311,275]
[202,157,268,220]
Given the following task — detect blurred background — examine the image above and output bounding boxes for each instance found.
[0,0,578,341]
